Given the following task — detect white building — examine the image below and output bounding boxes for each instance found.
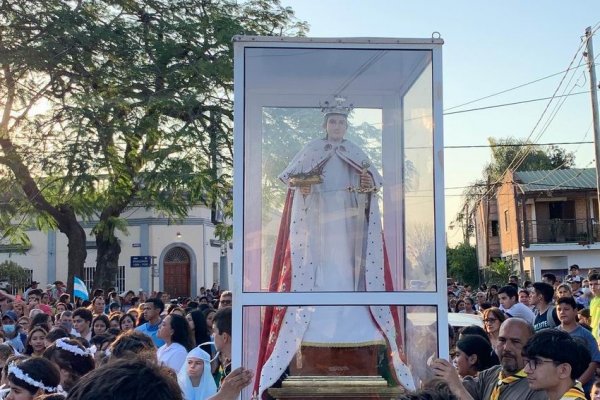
[0,205,230,297]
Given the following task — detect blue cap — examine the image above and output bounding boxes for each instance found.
[2,311,17,322]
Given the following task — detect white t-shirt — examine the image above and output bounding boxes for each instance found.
[157,342,187,372]
[505,302,535,325]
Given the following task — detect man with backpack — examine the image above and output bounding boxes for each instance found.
[530,282,560,332]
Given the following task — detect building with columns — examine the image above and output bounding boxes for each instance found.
[0,205,230,297]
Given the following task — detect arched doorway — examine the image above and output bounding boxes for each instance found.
[163,247,191,298]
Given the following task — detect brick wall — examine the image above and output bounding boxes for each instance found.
[497,171,519,256]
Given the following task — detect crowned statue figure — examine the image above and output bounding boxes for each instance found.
[253,98,415,398]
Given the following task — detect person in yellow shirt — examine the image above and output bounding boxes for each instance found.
[588,273,600,341]
[523,329,589,400]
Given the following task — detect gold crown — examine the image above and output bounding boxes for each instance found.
[320,96,353,116]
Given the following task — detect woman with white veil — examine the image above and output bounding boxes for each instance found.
[177,347,217,400]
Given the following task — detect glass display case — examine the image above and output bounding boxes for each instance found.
[233,36,445,399]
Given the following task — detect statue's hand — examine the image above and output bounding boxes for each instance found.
[360,172,374,189]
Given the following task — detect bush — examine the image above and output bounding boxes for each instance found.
[0,260,31,292]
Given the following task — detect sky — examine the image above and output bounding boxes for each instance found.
[280,0,600,246]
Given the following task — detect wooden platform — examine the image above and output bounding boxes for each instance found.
[289,345,382,376]
[267,376,403,400]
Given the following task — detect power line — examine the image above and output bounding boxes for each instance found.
[505,41,595,194]
[537,160,596,193]
[498,124,592,188]
[447,28,598,211]
[462,37,589,212]
[502,50,586,175]
[443,90,592,116]
[445,25,600,112]
[444,140,592,149]
[444,179,597,192]
[445,64,589,112]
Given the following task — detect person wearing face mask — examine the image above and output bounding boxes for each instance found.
[1,311,25,353]
[58,311,76,336]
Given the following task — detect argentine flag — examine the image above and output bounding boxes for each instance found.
[73,277,89,301]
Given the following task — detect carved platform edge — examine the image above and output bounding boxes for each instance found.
[267,375,404,399]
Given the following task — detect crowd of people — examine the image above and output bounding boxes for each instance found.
[6,265,600,400]
[0,283,251,400]
[414,264,600,400]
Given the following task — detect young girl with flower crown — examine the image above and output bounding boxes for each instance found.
[6,357,62,400]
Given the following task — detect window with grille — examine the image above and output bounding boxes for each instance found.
[9,269,33,295]
[115,265,125,293]
[165,247,190,263]
[84,265,126,292]
[84,267,95,291]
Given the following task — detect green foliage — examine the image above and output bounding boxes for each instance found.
[455,137,576,242]
[483,259,515,286]
[485,137,575,182]
[1,0,307,287]
[92,217,129,243]
[446,243,479,287]
[0,260,30,290]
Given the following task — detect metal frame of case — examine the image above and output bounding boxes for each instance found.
[232,36,445,399]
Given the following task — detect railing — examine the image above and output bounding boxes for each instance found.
[84,265,126,292]
[523,219,600,245]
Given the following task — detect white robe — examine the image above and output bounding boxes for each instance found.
[257,138,415,397]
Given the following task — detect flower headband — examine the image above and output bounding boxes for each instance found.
[55,338,95,357]
[8,363,59,393]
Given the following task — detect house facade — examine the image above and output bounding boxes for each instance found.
[474,193,501,268]
[474,168,600,281]
[0,205,230,298]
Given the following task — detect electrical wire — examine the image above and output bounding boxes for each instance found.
[445,64,589,112]
[445,23,600,112]
[503,50,585,176]
[459,37,590,215]
[444,140,592,149]
[500,123,593,189]
[443,90,592,116]
[447,29,600,224]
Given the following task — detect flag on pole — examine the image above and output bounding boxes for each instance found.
[73,276,89,301]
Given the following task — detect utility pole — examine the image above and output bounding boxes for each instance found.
[585,27,600,215]
[485,176,491,265]
[463,201,469,244]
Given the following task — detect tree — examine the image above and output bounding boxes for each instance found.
[0,260,30,292]
[454,137,575,242]
[484,138,574,183]
[446,243,479,287]
[483,259,515,286]
[0,0,308,292]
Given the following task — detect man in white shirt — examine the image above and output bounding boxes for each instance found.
[73,308,93,342]
[498,285,535,325]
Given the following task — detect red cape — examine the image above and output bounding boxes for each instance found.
[253,190,406,398]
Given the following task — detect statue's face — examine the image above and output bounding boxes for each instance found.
[325,114,348,141]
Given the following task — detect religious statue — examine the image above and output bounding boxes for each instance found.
[253,99,415,398]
